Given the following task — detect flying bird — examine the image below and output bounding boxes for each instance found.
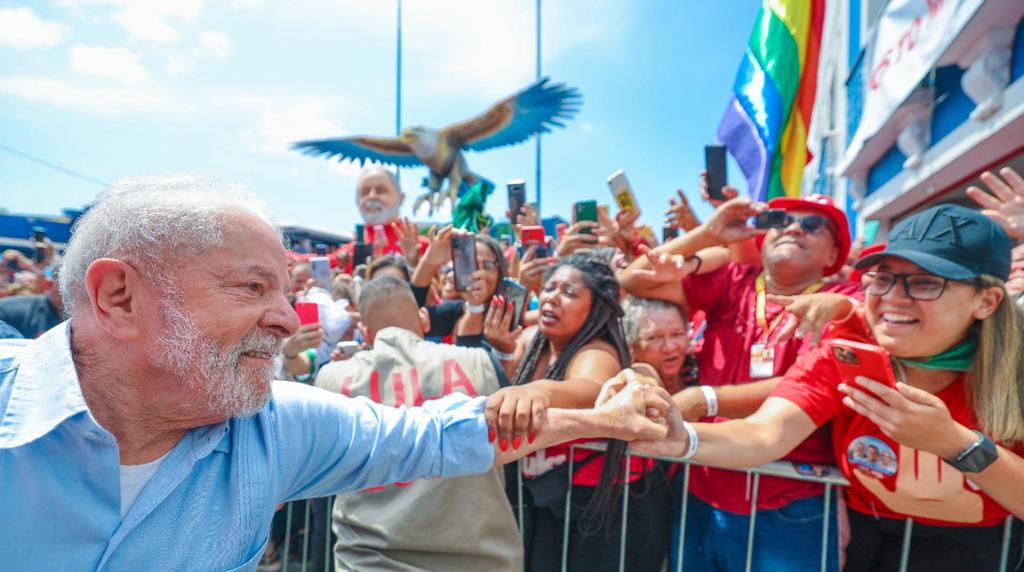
[292,77,582,215]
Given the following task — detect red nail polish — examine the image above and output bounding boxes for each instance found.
[500,438,509,452]
[528,432,536,444]
[513,436,522,449]
[488,429,496,442]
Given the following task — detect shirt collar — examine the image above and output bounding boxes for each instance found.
[0,321,90,448]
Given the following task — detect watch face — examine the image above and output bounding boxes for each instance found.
[954,433,999,473]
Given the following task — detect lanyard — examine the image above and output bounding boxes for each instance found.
[754,274,823,343]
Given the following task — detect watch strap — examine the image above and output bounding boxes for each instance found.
[945,430,999,473]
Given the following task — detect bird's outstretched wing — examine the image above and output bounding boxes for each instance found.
[291,136,423,167]
[443,77,581,152]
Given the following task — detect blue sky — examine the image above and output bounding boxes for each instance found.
[0,0,757,233]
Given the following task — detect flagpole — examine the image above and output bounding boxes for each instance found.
[395,0,403,188]
[534,0,542,215]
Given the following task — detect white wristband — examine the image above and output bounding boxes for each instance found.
[491,348,515,361]
[681,421,699,460]
[700,385,718,417]
[466,302,486,314]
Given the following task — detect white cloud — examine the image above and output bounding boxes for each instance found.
[64,0,204,43]
[70,44,150,83]
[0,75,182,116]
[198,30,229,60]
[0,7,69,49]
[239,100,350,155]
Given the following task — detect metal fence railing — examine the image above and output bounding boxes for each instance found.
[268,443,1018,572]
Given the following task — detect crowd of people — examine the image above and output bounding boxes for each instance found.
[2,163,1024,572]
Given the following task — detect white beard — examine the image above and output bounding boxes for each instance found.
[359,200,402,225]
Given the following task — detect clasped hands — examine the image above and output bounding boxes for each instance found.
[483,365,691,456]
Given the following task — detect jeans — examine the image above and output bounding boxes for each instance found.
[668,484,840,572]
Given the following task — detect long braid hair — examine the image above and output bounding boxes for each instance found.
[511,253,631,530]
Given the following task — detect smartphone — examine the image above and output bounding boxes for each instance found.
[607,170,641,216]
[499,279,529,331]
[520,226,548,258]
[31,227,46,242]
[507,179,527,222]
[315,243,328,256]
[335,340,361,357]
[663,225,679,242]
[295,301,320,326]
[754,209,788,229]
[310,256,332,289]
[354,223,365,242]
[451,234,478,292]
[573,200,598,235]
[826,339,898,397]
[705,144,729,201]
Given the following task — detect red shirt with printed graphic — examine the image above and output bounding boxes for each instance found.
[681,262,862,514]
[773,309,1021,527]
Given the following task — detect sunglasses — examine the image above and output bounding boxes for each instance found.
[773,214,832,235]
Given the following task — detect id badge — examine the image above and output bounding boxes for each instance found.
[749,343,775,378]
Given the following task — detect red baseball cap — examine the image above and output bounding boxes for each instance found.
[850,242,887,283]
[754,194,851,276]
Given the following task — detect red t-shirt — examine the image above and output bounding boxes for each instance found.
[773,310,1023,527]
[682,262,863,514]
[335,221,430,273]
[522,439,654,487]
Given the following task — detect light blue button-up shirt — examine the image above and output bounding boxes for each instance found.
[0,323,494,571]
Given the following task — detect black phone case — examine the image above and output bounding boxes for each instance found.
[705,145,728,201]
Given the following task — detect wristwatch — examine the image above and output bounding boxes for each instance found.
[944,431,999,473]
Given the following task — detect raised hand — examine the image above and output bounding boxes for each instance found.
[703,197,766,245]
[422,225,457,267]
[483,294,523,355]
[966,167,1024,240]
[394,217,421,264]
[630,251,690,283]
[555,221,600,257]
[283,323,323,357]
[769,292,855,346]
[665,189,701,232]
[518,243,554,293]
[699,171,740,208]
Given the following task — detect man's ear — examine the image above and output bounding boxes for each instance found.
[83,259,150,340]
[358,322,371,346]
[418,306,430,335]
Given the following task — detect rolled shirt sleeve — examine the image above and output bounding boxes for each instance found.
[269,382,493,502]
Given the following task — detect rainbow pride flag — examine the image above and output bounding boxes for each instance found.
[717,0,824,201]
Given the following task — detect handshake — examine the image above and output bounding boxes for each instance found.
[484,365,691,461]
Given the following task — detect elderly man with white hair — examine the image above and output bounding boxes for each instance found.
[0,174,673,571]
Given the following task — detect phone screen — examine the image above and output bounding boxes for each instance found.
[705,145,728,201]
[507,179,527,222]
[573,200,598,235]
[663,226,679,242]
[310,257,331,289]
[451,234,478,292]
[499,279,529,331]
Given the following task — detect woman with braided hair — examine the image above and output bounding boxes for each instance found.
[486,253,671,571]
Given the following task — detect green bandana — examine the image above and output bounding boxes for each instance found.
[896,338,977,372]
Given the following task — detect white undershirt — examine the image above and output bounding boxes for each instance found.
[119,452,169,518]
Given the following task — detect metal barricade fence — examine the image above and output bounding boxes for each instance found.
[269,444,1017,572]
[556,442,1017,572]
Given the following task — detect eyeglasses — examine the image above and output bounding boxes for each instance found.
[638,332,689,350]
[778,214,833,235]
[480,260,499,272]
[862,270,972,301]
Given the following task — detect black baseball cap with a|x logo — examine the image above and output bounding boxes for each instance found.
[854,204,1011,281]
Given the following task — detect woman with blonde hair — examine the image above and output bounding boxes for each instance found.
[633,203,1024,571]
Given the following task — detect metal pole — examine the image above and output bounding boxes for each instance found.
[517,459,525,537]
[999,516,1013,571]
[534,0,542,215]
[282,502,294,568]
[897,518,914,572]
[618,454,631,572]
[675,463,691,572]
[324,496,333,572]
[743,473,761,572]
[395,0,403,189]
[561,447,576,572]
[302,501,312,570]
[820,484,832,572]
